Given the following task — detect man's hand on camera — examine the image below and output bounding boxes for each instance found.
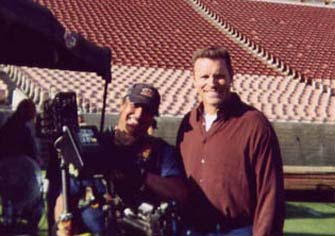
[56,220,73,236]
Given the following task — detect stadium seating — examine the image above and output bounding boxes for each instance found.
[197,0,335,83]
[1,0,334,206]
[1,63,332,122]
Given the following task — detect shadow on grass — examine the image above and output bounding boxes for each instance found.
[285,187,335,203]
[285,202,335,219]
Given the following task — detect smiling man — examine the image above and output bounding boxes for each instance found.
[114,83,161,145]
[54,83,188,236]
[104,83,188,205]
[177,47,285,236]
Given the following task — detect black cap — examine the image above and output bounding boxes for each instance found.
[127,83,160,115]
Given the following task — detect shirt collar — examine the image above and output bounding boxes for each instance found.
[195,92,242,122]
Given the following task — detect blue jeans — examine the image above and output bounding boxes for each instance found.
[80,206,106,234]
[69,177,108,234]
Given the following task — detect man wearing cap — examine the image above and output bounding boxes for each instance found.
[54,83,188,236]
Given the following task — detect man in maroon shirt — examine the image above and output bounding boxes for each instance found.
[177,46,285,236]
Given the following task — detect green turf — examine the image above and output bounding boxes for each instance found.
[38,206,48,236]
[284,202,335,236]
[36,202,335,236]
[37,202,335,236]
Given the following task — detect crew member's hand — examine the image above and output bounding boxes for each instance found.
[56,220,73,236]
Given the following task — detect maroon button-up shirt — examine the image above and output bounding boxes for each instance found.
[177,93,285,236]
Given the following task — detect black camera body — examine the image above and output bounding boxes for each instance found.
[38,92,78,138]
[55,124,105,178]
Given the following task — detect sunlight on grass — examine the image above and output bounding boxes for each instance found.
[284,202,335,236]
[38,205,48,236]
[37,201,335,235]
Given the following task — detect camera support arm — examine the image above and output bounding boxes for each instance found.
[54,136,73,222]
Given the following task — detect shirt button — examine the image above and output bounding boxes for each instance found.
[199,178,203,183]
[201,158,205,164]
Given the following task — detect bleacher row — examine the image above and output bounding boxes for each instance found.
[233,74,335,122]
[284,166,335,190]
[1,0,335,123]
[194,0,335,83]
[2,64,198,116]
[2,64,335,123]
[190,0,335,97]
[37,0,276,75]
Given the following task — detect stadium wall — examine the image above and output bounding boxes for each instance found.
[85,113,335,167]
[1,110,334,167]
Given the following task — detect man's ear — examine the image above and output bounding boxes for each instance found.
[228,72,233,86]
[191,70,195,80]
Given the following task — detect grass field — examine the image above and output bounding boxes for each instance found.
[35,201,335,236]
[284,202,335,236]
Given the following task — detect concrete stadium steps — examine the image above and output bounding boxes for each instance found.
[4,65,335,123]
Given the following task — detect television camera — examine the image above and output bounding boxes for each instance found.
[118,201,182,236]
[54,125,184,236]
[38,92,185,236]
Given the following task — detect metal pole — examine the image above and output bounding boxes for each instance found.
[58,151,73,222]
[99,49,112,133]
[54,136,73,222]
[100,79,109,133]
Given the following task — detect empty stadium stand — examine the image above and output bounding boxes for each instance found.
[3,64,335,122]
[197,0,335,83]
[1,0,335,201]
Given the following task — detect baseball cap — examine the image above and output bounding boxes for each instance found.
[127,83,160,115]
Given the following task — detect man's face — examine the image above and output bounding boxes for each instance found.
[193,58,232,113]
[118,98,155,138]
